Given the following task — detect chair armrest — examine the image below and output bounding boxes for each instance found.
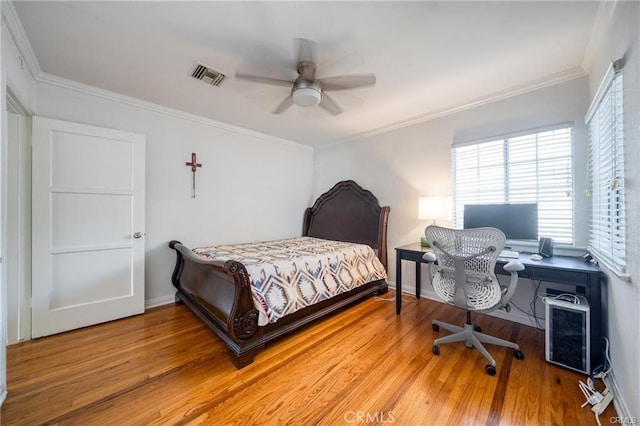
[503,260,524,272]
[500,260,524,306]
[422,252,437,283]
[422,252,437,262]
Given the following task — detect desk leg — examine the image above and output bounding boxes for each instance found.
[396,253,402,314]
[415,261,421,299]
[587,273,604,371]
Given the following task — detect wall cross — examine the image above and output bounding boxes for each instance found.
[185,152,202,198]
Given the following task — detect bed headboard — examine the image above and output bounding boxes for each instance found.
[302,180,390,270]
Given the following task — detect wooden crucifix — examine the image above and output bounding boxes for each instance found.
[185,152,202,198]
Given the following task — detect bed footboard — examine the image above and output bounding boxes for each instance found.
[169,240,264,368]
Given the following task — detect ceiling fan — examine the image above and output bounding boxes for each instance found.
[235,39,376,115]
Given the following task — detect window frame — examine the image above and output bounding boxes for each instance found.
[452,123,575,245]
[585,60,626,275]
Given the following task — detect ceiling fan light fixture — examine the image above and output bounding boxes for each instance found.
[292,87,321,107]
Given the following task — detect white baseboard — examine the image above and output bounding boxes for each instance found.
[144,294,175,310]
[604,372,632,421]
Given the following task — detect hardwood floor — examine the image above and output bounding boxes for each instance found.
[2,292,617,425]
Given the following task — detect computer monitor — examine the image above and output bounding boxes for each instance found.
[463,203,538,241]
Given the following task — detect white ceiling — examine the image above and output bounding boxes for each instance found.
[12,1,600,147]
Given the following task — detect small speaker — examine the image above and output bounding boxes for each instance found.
[545,296,590,374]
[539,237,554,258]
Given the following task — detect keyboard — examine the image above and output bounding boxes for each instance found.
[499,249,520,259]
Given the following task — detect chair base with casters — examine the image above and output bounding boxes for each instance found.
[431,311,525,376]
[423,225,526,376]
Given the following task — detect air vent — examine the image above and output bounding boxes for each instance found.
[191,63,226,87]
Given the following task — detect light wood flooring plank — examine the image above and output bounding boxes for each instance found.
[2,293,617,425]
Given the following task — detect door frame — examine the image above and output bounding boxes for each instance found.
[5,89,31,344]
[2,83,34,406]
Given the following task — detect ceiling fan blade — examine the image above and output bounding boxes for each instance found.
[235,72,293,88]
[318,93,344,115]
[295,38,317,65]
[272,95,294,114]
[318,74,376,91]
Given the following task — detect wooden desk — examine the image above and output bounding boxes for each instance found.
[394,243,605,369]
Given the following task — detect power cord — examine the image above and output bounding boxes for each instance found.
[529,278,545,330]
[495,275,545,331]
[578,336,614,425]
[579,380,603,407]
[541,293,586,305]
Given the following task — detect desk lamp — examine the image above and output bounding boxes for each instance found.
[418,196,452,247]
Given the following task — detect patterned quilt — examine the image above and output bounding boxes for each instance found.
[193,237,387,326]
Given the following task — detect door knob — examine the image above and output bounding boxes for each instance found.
[133,232,143,239]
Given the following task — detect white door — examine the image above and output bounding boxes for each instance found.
[31,116,145,337]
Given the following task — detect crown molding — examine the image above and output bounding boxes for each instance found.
[38,73,312,151]
[332,66,587,146]
[1,1,42,79]
[6,87,29,115]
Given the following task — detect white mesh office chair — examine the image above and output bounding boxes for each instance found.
[423,225,525,375]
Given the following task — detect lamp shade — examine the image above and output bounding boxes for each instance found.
[418,196,452,221]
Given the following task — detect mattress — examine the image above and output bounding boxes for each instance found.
[193,236,387,325]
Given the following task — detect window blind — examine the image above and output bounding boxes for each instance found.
[586,61,625,274]
[452,124,574,244]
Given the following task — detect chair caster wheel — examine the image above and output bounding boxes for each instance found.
[432,345,440,355]
[485,364,496,376]
[514,349,525,360]
[432,324,440,332]
[473,325,482,333]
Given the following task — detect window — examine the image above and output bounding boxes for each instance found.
[586,60,625,274]
[452,124,574,244]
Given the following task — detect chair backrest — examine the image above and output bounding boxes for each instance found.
[425,225,506,309]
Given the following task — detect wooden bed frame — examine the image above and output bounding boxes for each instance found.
[169,180,390,368]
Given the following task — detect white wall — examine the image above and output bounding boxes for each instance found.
[34,80,314,306]
[315,76,590,290]
[585,1,639,419]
